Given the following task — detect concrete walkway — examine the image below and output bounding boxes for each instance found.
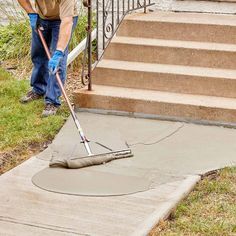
[1,112,236,235]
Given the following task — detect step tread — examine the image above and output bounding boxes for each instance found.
[112,36,236,52]
[126,11,236,26]
[171,1,236,14]
[77,85,236,109]
[97,59,236,79]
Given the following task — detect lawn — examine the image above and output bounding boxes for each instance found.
[150,167,236,236]
[0,67,69,174]
[0,12,92,174]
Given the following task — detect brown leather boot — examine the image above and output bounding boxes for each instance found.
[20,90,43,103]
[41,103,58,117]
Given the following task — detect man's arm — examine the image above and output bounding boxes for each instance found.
[48,17,74,74]
[57,16,73,52]
[17,0,35,13]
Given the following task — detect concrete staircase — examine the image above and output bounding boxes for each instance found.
[74,11,236,125]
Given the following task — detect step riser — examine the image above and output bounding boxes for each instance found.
[75,93,236,124]
[118,21,236,44]
[93,67,236,98]
[104,43,236,69]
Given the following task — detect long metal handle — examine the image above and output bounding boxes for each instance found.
[87,0,92,91]
[37,28,93,156]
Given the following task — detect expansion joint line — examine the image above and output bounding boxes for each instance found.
[0,216,89,236]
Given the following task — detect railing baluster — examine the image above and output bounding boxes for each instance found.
[117,0,120,24]
[102,0,105,50]
[112,0,114,34]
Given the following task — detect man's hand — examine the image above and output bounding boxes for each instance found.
[48,50,64,75]
[28,13,39,31]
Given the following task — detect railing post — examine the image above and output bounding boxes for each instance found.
[96,0,99,61]
[144,0,147,13]
[87,0,92,91]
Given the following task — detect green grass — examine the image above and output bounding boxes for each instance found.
[150,167,236,236]
[0,67,69,153]
[0,21,31,61]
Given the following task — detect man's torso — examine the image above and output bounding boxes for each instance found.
[35,0,78,20]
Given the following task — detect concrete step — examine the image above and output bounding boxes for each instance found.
[195,0,236,2]
[74,85,236,124]
[93,60,236,98]
[118,12,236,44]
[170,0,236,14]
[104,36,236,69]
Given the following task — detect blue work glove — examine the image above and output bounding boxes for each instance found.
[48,50,64,75]
[28,13,39,31]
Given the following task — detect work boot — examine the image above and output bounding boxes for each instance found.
[20,90,43,103]
[42,103,58,117]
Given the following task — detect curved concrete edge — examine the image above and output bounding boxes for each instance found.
[131,175,201,236]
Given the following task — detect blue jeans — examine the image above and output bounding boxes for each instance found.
[30,17,78,106]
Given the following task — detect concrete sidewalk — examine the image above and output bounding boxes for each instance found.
[0,112,235,235]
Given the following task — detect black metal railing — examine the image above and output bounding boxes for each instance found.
[84,0,154,90]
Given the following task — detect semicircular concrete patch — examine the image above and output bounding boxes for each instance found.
[32,168,151,196]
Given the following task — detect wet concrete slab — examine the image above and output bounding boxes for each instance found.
[37,112,184,162]
[37,111,236,174]
[2,112,235,235]
[32,167,151,196]
[33,112,236,196]
[0,155,200,235]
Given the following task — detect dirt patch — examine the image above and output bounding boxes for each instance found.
[0,141,51,175]
[65,70,84,99]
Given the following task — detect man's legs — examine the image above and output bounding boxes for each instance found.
[44,17,78,108]
[31,25,51,95]
[21,19,52,103]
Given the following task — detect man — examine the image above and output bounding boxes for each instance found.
[17,0,78,116]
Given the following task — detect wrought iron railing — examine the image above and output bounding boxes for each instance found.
[83,0,155,90]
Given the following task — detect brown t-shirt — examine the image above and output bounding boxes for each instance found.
[35,0,78,20]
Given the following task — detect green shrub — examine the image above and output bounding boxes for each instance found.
[0,21,31,60]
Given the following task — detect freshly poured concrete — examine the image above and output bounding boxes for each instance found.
[33,112,236,196]
[2,112,236,235]
[32,168,151,196]
[34,113,184,196]
[0,157,199,236]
